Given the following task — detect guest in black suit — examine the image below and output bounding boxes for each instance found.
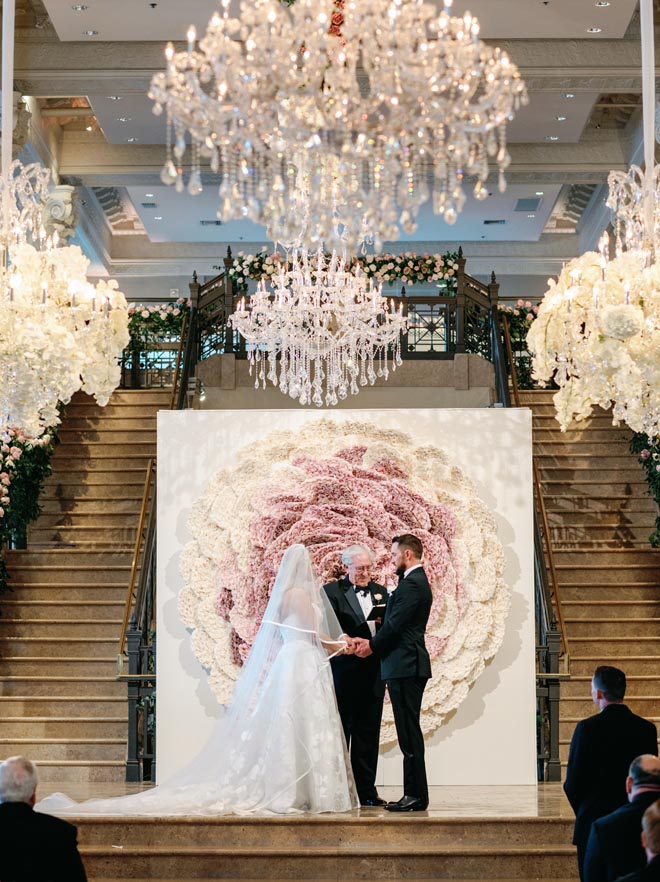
[564,666,659,880]
[354,533,432,813]
[584,755,660,882]
[0,755,88,882]
[323,543,387,808]
[614,799,660,882]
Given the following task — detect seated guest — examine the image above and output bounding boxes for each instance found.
[614,799,660,882]
[0,755,88,882]
[584,755,660,882]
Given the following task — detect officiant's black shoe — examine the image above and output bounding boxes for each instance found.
[385,795,428,812]
[360,796,387,807]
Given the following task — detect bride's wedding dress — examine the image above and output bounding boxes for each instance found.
[36,545,358,816]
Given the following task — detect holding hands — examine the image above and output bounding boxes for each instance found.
[341,637,372,657]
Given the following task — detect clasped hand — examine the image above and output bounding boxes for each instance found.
[343,636,372,657]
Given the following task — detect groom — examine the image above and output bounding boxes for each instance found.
[323,544,387,808]
[354,533,432,812]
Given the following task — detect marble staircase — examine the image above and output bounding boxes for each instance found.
[519,390,660,774]
[0,388,168,782]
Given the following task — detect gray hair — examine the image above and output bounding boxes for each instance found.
[0,756,38,803]
[341,544,374,566]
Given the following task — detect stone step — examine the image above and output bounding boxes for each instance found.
[58,430,158,444]
[6,549,133,567]
[27,532,138,548]
[559,696,660,718]
[540,481,649,495]
[0,694,126,712]
[0,600,125,620]
[50,455,153,471]
[2,717,127,738]
[56,441,156,456]
[41,469,149,486]
[534,443,640,456]
[534,429,632,442]
[32,513,142,530]
[562,675,660,697]
[0,619,121,639]
[0,738,126,761]
[3,583,128,600]
[560,718,660,741]
[40,482,149,499]
[565,618,660,638]
[63,417,158,431]
[561,600,660,619]
[536,455,645,468]
[545,500,657,513]
[559,584,660,601]
[538,468,644,482]
[551,539,651,550]
[0,637,117,658]
[554,566,660,585]
[75,816,575,849]
[0,677,126,697]
[552,549,660,565]
[4,566,131,585]
[71,390,170,407]
[29,760,125,783]
[0,657,116,676]
[568,638,660,655]
[39,498,142,515]
[79,844,577,880]
[547,511,656,526]
[569,656,660,675]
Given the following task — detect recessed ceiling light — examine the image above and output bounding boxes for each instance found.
[563,93,576,99]
[586,26,602,33]
[545,135,560,141]
[556,115,567,121]
[83,29,98,36]
[154,216,163,220]
[71,3,88,9]
[145,192,155,198]
[126,137,139,143]
[108,95,122,100]
[595,1,610,6]
[527,214,536,218]
[116,117,132,122]
[535,191,544,196]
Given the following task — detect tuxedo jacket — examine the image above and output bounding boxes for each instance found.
[323,577,386,696]
[584,791,660,882]
[616,855,660,882]
[564,704,658,848]
[0,801,88,882]
[369,566,432,681]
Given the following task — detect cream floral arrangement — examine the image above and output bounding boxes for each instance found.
[179,419,510,745]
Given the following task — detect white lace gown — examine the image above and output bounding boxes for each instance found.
[36,612,358,817]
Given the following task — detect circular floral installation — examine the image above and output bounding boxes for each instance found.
[179,419,509,745]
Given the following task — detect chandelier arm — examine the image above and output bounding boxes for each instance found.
[641,0,655,242]
[1,0,16,232]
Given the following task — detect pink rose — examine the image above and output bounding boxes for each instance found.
[141,310,149,318]
[524,301,532,308]
[641,449,651,459]
[9,447,21,459]
[525,313,534,321]
[173,308,180,316]
[0,507,5,517]
[516,299,524,307]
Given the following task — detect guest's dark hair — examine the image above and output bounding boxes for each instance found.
[642,800,660,854]
[630,757,660,789]
[593,665,626,702]
[392,534,423,560]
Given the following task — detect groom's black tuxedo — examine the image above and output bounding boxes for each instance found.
[323,576,386,803]
[369,565,432,804]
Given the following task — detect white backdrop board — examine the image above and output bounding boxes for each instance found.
[157,408,536,786]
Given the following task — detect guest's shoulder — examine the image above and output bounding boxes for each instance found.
[32,808,78,838]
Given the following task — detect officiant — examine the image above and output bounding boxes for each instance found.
[323,544,387,808]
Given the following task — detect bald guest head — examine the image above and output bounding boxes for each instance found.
[642,800,660,860]
[0,756,38,806]
[627,755,660,802]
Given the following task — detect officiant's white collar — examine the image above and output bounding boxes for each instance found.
[403,563,423,578]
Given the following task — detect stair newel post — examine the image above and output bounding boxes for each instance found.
[125,615,142,782]
[455,246,466,354]
[177,273,200,411]
[546,625,562,782]
[223,246,235,354]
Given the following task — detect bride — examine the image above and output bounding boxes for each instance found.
[36,544,359,816]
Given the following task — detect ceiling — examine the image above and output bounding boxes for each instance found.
[15,0,649,300]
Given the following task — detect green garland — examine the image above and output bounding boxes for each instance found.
[629,434,660,547]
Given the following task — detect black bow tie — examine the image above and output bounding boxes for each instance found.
[353,586,369,597]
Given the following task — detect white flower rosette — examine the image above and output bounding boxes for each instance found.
[180,419,510,745]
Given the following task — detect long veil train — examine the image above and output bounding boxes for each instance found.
[36,544,358,816]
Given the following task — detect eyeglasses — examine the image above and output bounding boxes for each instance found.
[350,565,371,573]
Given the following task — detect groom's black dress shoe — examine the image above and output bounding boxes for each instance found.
[360,797,387,807]
[384,795,428,812]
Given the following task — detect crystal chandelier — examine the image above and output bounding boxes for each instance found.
[228,249,407,406]
[527,0,660,438]
[149,0,527,250]
[0,0,130,437]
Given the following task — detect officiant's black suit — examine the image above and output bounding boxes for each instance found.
[369,566,432,805]
[323,576,386,803]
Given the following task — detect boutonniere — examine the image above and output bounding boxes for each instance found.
[373,593,383,602]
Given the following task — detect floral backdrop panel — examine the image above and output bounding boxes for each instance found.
[156,408,536,786]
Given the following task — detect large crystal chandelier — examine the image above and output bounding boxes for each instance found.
[527,0,660,438]
[0,0,130,437]
[228,249,407,406]
[149,0,527,250]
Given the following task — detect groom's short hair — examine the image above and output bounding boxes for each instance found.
[392,534,423,560]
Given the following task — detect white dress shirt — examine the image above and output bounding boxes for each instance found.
[403,563,423,578]
[353,585,376,636]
